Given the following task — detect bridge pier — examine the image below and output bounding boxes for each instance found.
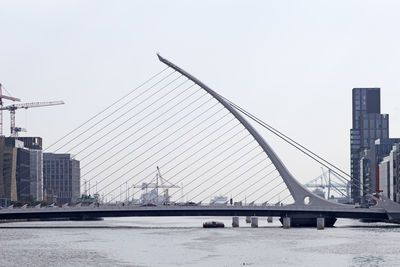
[251,216,258,228]
[316,217,325,230]
[232,216,239,227]
[282,216,291,229]
[245,216,251,223]
[280,215,336,227]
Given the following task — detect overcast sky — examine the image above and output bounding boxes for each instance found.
[1,0,400,184]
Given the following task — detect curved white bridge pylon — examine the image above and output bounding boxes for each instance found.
[158,54,348,208]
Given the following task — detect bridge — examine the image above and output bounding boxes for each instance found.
[0,203,390,224]
[2,54,400,228]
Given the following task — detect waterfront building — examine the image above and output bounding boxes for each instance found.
[29,150,43,201]
[377,143,400,202]
[1,138,32,202]
[0,137,44,202]
[15,145,30,201]
[350,88,388,203]
[0,136,17,201]
[43,153,80,204]
[17,137,43,201]
[359,138,400,199]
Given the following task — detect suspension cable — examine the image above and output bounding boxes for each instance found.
[149,137,255,202]
[88,90,208,192]
[119,120,242,202]
[195,156,269,203]
[82,99,221,184]
[188,152,266,203]
[63,75,185,154]
[78,82,193,163]
[45,67,172,151]
[181,150,265,203]
[109,132,251,203]
[231,168,277,200]
[249,180,284,204]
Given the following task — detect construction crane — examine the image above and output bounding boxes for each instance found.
[0,83,21,136]
[0,101,65,137]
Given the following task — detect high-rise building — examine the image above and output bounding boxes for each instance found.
[350,88,389,203]
[43,153,80,204]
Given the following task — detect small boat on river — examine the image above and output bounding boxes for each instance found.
[203,221,225,228]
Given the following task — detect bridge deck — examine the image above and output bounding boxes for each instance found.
[0,205,389,221]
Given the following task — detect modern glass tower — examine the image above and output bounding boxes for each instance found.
[351,88,388,203]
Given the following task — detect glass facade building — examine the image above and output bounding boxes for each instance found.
[351,88,388,203]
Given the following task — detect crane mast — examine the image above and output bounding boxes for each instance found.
[0,83,21,136]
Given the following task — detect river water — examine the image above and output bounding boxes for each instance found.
[0,217,399,266]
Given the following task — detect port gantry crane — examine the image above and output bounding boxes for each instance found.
[0,83,21,136]
[132,166,180,205]
[0,100,65,137]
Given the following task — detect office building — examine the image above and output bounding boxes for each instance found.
[4,138,32,202]
[16,146,30,201]
[43,153,80,204]
[1,137,44,202]
[350,88,388,203]
[378,143,400,201]
[359,138,400,198]
[29,150,43,201]
[17,137,43,201]
[0,136,17,202]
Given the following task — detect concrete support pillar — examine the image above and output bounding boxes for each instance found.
[232,216,239,227]
[283,216,291,229]
[251,216,258,228]
[267,216,273,223]
[316,217,325,230]
[245,216,251,223]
